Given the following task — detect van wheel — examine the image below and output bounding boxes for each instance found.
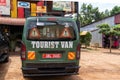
[4,57,9,63]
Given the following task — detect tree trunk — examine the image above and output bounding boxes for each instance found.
[109,35,112,53]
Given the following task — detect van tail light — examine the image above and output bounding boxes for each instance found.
[76,44,81,59]
[21,43,26,60]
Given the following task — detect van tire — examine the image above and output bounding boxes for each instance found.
[4,56,9,63]
[2,53,9,63]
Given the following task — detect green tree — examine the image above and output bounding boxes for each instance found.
[80,3,106,27]
[110,6,120,15]
[97,24,120,53]
[104,9,110,17]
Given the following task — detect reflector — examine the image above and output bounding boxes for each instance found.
[68,52,75,60]
[28,51,36,60]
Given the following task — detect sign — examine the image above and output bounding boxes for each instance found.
[31,41,73,49]
[0,0,10,15]
[60,27,72,38]
[11,0,17,17]
[37,6,46,13]
[31,3,37,16]
[42,54,62,59]
[0,0,6,6]
[53,1,71,11]
[29,28,41,39]
[18,1,30,8]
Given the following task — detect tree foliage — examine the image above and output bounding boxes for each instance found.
[113,24,120,35]
[80,3,106,27]
[97,24,120,36]
[110,6,120,15]
[80,31,92,48]
[79,4,120,27]
[104,9,110,17]
[97,24,120,53]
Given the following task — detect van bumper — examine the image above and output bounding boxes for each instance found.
[22,63,80,76]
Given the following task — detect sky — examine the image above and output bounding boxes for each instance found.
[79,0,120,12]
[53,0,120,12]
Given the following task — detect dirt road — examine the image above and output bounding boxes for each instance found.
[0,48,120,80]
[80,48,120,80]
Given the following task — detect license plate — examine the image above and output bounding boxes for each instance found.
[42,53,62,58]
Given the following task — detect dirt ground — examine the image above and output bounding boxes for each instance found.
[80,48,120,80]
[0,48,120,80]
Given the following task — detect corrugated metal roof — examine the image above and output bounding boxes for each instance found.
[81,13,120,27]
[0,17,25,26]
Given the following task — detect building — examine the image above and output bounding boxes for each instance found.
[0,0,78,51]
[0,0,78,39]
[80,13,120,47]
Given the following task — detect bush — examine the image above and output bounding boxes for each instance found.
[80,31,92,48]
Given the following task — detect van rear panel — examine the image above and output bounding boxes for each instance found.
[21,17,80,76]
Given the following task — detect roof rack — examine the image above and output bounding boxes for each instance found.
[31,11,66,17]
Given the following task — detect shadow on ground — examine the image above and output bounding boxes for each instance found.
[103,52,120,55]
[25,75,82,80]
[0,59,11,80]
[9,51,20,57]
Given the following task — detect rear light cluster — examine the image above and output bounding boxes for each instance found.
[76,44,81,59]
[21,43,26,60]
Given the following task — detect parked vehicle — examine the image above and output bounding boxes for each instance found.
[21,16,80,77]
[21,1,80,77]
[0,31,9,63]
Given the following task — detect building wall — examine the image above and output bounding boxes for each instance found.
[1,0,76,18]
[80,16,115,47]
[90,30,102,47]
[115,14,120,24]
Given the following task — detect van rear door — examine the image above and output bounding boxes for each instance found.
[23,17,79,63]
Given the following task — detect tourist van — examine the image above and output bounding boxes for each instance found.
[21,16,80,76]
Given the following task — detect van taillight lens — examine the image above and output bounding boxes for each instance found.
[21,43,26,60]
[76,44,80,59]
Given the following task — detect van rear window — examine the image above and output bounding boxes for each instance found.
[27,21,76,41]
